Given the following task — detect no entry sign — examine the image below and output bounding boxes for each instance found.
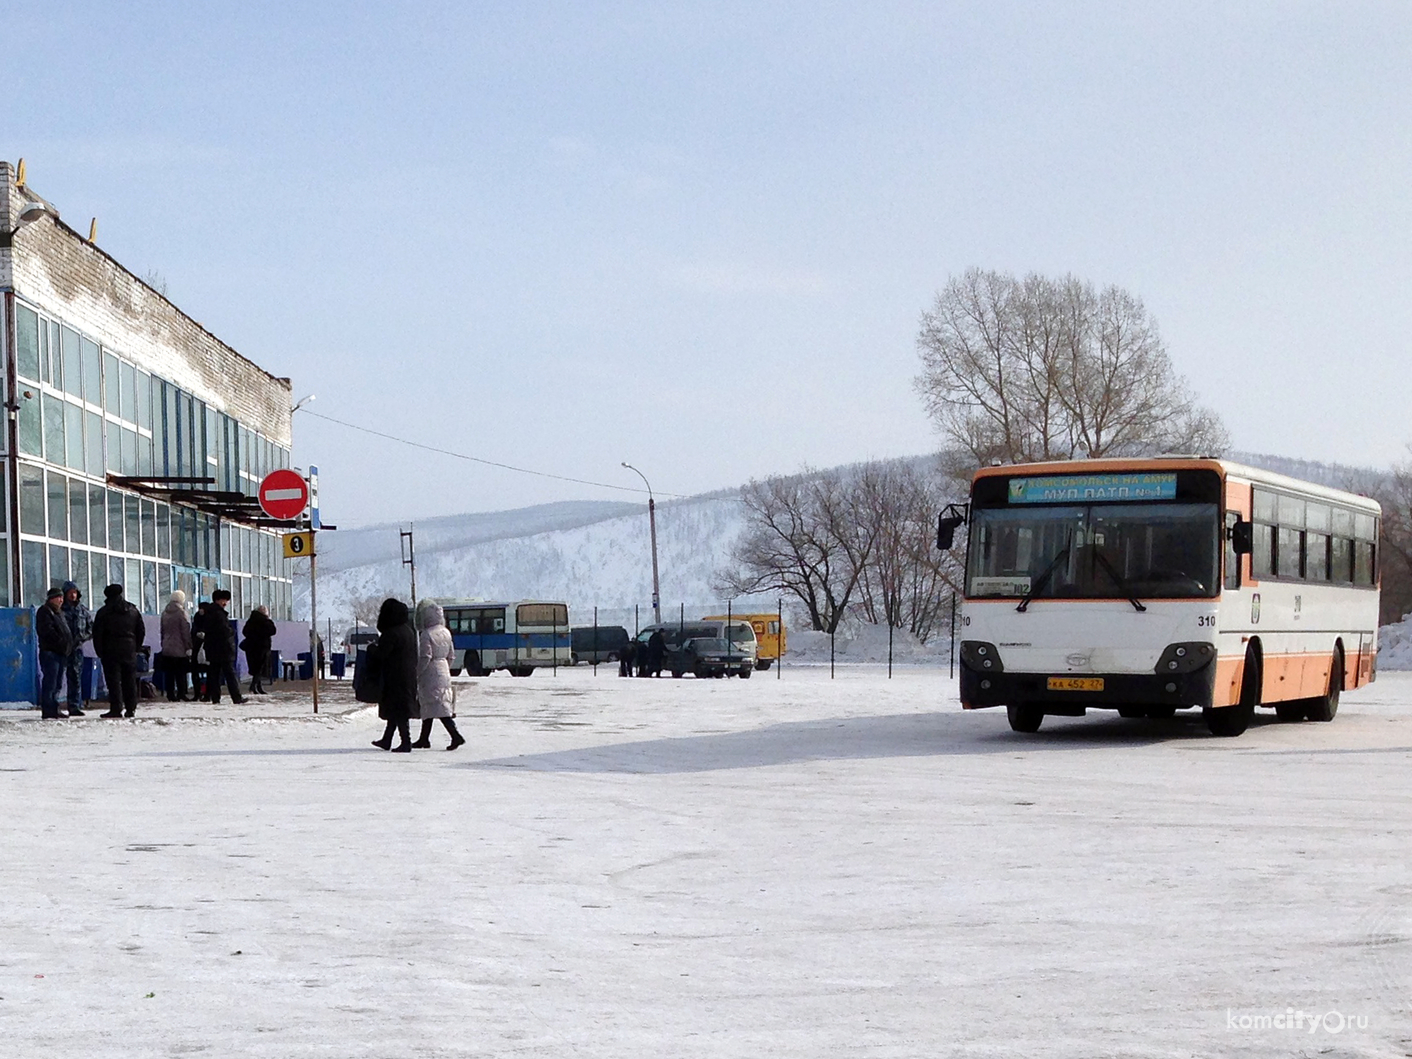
[259,468,309,521]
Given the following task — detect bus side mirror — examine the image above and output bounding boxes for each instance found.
[936,504,968,550]
[1230,518,1253,555]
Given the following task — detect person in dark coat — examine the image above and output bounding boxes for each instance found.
[204,589,244,704]
[367,597,417,752]
[646,629,666,677]
[189,601,211,701]
[37,587,74,719]
[619,640,635,677]
[92,584,146,718]
[60,581,93,715]
[241,605,277,695]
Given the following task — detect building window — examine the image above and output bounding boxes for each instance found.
[88,485,107,548]
[19,465,46,536]
[16,304,40,381]
[48,544,69,586]
[80,338,101,406]
[61,327,82,400]
[18,393,42,456]
[43,393,65,465]
[108,489,125,553]
[68,478,88,546]
[21,540,45,606]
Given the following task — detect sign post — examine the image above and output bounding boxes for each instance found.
[262,469,314,711]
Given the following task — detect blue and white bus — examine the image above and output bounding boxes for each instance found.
[440,600,571,677]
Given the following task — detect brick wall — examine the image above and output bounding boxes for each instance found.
[1,160,291,446]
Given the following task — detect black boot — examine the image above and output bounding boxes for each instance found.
[391,720,412,752]
[411,720,433,749]
[443,718,465,751]
[372,720,395,750]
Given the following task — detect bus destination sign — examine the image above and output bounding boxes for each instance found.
[1008,472,1178,504]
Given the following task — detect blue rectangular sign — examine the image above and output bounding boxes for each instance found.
[1008,472,1178,504]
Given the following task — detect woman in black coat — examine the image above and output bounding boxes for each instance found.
[368,597,418,752]
[241,606,277,695]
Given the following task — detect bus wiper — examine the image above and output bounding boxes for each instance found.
[1016,539,1072,613]
[1093,551,1148,612]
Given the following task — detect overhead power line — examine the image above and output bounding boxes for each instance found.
[299,409,685,498]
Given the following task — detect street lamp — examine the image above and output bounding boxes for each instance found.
[291,393,316,414]
[622,462,661,624]
[1,197,60,248]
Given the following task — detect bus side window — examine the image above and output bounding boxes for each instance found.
[1225,512,1241,590]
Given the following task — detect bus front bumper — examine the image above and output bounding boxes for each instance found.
[959,663,1216,711]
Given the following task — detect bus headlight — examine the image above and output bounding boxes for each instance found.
[1155,642,1214,676]
[960,641,1004,673]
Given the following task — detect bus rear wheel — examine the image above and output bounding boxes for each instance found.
[1306,652,1342,722]
[1007,704,1044,733]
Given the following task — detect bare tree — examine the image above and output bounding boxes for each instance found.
[1373,453,1412,626]
[347,591,387,630]
[853,461,962,642]
[916,268,1228,472]
[718,469,880,633]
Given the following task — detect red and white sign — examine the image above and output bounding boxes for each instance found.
[258,468,310,521]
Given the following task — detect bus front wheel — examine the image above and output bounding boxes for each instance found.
[1007,704,1044,733]
[1207,648,1259,737]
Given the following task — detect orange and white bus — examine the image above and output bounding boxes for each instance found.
[940,458,1380,737]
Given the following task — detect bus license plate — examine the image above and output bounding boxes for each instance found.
[1047,676,1104,692]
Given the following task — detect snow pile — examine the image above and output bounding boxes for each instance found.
[786,622,952,665]
[1377,618,1412,671]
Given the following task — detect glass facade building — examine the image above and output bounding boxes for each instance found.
[6,299,295,617]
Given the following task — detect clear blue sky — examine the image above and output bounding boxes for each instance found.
[5,1,1410,524]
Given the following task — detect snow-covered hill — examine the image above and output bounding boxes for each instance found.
[300,491,768,628]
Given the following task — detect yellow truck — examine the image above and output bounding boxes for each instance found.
[704,613,786,671]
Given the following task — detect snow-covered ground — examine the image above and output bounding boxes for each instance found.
[3,668,1410,1057]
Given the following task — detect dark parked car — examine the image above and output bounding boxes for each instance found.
[570,625,629,665]
[681,637,753,679]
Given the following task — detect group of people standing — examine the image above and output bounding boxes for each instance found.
[617,628,666,678]
[364,597,465,753]
[156,590,278,706]
[34,581,280,719]
[36,581,159,718]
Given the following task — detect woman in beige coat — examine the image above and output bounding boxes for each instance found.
[411,600,465,750]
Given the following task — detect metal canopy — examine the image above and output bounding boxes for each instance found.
[107,475,306,528]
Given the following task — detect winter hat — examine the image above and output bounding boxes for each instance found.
[104,584,124,600]
[46,587,63,601]
[169,589,186,605]
[62,580,80,596]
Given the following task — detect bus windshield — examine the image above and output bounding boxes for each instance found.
[967,502,1219,601]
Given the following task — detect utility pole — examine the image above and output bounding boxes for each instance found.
[621,462,661,624]
[309,531,319,713]
[400,526,417,609]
